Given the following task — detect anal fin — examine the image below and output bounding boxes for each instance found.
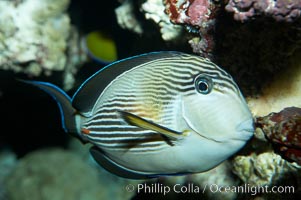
[90,146,156,179]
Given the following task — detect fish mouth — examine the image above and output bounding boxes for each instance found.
[235,118,255,140]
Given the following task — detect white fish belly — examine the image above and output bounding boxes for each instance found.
[101,133,247,174]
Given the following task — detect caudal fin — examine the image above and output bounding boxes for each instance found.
[20,80,79,135]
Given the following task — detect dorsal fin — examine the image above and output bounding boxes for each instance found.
[71,51,185,114]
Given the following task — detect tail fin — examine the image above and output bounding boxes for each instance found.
[20,80,79,135]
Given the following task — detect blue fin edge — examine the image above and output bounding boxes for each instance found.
[89,146,189,180]
[19,80,72,133]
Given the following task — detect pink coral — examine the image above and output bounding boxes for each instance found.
[226,0,301,22]
[188,0,210,25]
[164,0,220,57]
[164,0,214,27]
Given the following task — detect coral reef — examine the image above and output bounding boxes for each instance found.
[4,148,139,200]
[115,0,221,57]
[164,0,217,28]
[226,0,301,22]
[232,152,301,199]
[232,152,300,186]
[115,0,143,35]
[141,0,183,41]
[115,0,183,41]
[164,0,221,57]
[232,151,301,199]
[256,107,301,165]
[0,0,86,90]
[115,0,301,60]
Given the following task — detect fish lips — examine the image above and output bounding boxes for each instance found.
[235,118,254,141]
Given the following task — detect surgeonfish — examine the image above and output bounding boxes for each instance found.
[24,51,254,179]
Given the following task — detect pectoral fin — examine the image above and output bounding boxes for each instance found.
[119,111,188,140]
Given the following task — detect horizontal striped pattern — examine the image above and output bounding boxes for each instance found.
[81,53,243,153]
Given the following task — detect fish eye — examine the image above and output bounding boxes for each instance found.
[195,75,213,94]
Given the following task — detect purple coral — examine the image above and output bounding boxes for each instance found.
[226,0,301,22]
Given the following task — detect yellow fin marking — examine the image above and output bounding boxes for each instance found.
[119,111,187,140]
